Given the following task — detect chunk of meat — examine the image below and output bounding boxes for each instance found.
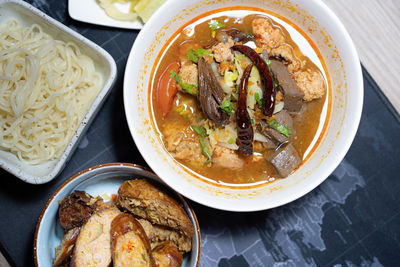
[252,17,285,51]
[270,59,304,112]
[257,120,288,146]
[292,68,326,101]
[212,145,244,170]
[197,57,230,126]
[274,110,294,130]
[178,61,198,91]
[270,44,303,73]
[53,227,80,267]
[267,143,301,177]
[71,206,121,267]
[152,241,183,267]
[116,180,194,252]
[58,191,99,230]
[137,218,192,252]
[211,37,234,62]
[252,18,325,101]
[111,213,154,267]
[162,122,206,164]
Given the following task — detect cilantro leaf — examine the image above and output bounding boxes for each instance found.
[186,49,198,63]
[219,99,233,115]
[196,48,211,57]
[170,69,197,95]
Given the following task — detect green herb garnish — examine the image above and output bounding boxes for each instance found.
[191,125,212,164]
[269,119,292,137]
[219,99,233,115]
[228,138,235,144]
[186,48,212,63]
[208,19,224,30]
[170,70,197,95]
[254,92,263,108]
[191,125,207,137]
[186,49,198,63]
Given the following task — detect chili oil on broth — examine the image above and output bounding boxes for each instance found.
[151,9,328,186]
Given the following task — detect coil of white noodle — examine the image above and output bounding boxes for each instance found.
[0,19,102,164]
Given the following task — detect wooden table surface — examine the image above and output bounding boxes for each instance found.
[1,0,399,266]
[322,0,400,115]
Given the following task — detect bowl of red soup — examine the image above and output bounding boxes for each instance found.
[123,0,363,211]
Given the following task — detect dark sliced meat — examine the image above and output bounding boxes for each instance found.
[268,128,289,144]
[197,57,229,126]
[58,191,99,230]
[274,110,293,130]
[53,227,80,267]
[257,120,288,146]
[217,28,252,43]
[267,143,301,177]
[270,59,304,112]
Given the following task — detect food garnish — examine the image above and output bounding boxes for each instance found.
[191,125,212,163]
[186,48,212,63]
[268,119,292,137]
[219,99,233,115]
[236,63,254,156]
[232,45,276,116]
[170,70,197,95]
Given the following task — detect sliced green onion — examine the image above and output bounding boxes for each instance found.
[191,125,207,138]
[269,119,292,137]
[191,125,212,163]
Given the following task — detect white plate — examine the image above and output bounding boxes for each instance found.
[0,0,117,184]
[68,0,143,29]
[123,0,363,211]
[34,163,201,267]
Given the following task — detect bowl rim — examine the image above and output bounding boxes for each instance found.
[0,0,117,184]
[33,162,201,267]
[123,0,363,211]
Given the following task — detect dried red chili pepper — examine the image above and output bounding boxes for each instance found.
[231,45,276,116]
[236,63,254,156]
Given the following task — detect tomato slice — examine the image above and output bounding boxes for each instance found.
[156,61,180,117]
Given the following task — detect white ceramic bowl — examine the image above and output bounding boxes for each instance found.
[0,0,117,184]
[123,0,363,211]
[34,163,201,267]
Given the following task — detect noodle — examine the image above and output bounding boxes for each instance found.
[0,19,103,164]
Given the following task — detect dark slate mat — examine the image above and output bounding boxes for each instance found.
[0,1,399,266]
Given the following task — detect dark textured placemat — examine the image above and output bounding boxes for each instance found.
[0,1,399,266]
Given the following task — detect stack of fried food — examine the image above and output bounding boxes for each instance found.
[53,179,194,267]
